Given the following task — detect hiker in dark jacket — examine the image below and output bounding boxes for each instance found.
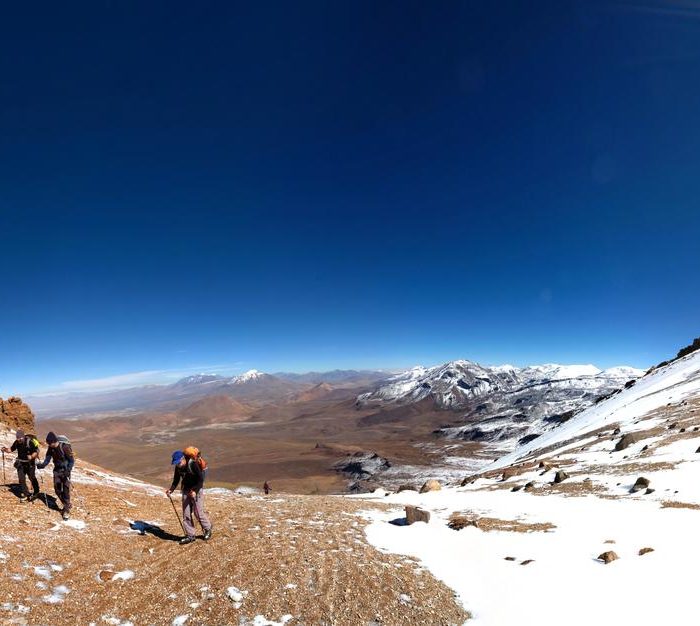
[166,450,212,545]
[1,430,40,502]
[37,432,75,520]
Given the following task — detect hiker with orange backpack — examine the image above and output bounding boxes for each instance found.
[165,448,212,545]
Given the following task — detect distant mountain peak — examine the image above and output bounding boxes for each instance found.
[173,373,225,387]
[230,369,266,384]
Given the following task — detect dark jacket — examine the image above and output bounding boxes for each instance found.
[37,443,75,475]
[169,459,205,494]
[11,436,40,463]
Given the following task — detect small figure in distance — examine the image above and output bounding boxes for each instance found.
[263,481,271,495]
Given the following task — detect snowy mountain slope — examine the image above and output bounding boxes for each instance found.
[358,348,700,626]
[484,349,700,472]
[357,360,644,409]
[356,359,644,455]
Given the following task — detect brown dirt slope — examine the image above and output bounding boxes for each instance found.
[0,425,467,626]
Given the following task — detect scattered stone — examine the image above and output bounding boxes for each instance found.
[520,559,535,566]
[639,547,655,556]
[501,468,519,481]
[523,481,535,491]
[397,484,417,493]
[553,470,569,484]
[597,551,619,564]
[98,570,116,582]
[668,422,678,429]
[693,426,699,432]
[405,506,430,525]
[603,539,616,544]
[641,445,649,452]
[538,461,552,471]
[347,481,380,494]
[680,427,686,433]
[615,433,642,451]
[630,477,650,494]
[504,556,516,561]
[511,485,523,492]
[645,488,655,495]
[447,515,475,531]
[613,427,621,435]
[420,480,441,494]
[696,446,700,454]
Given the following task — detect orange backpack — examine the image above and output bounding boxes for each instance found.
[183,446,208,473]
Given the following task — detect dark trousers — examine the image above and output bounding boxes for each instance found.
[16,462,39,497]
[53,472,71,512]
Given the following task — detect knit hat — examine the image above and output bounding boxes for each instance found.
[15,429,24,440]
[46,431,58,444]
[171,450,185,465]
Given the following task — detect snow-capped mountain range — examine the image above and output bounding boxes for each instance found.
[174,369,266,387]
[357,359,645,449]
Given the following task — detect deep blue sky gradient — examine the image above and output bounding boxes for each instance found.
[1,1,700,394]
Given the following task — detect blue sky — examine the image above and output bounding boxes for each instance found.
[1,1,700,395]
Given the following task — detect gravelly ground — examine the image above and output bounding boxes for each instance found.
[0,453,467,626]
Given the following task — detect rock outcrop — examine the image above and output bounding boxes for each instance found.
[615,432,642,451]
[333,452,391,480]
[0,396,35,433]
[420,479,442,494]
[405,505,431,525]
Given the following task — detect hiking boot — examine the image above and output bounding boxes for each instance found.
[203,527,212,541]
[61,511,70,521]
[28,494,38,503]
[179,536,196,546]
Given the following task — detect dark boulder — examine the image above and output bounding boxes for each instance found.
[397,484,418,493]
[553,470,569,484]
[598,551,619,564]
[630,477,650,494]
[615,433,642,451]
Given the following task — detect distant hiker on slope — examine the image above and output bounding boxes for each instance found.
[263,481,271,495]
[166,449,212,545]
[1,430,40,502]
[37,432,74,520]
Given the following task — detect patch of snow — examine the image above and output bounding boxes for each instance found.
[101,617,135,626]
[226,586,248,608]
[112,570,135,581]
[42,585,70,604]
[172,616,189,626]
[33,566,52,580]
[1,602,29,614]
[244,616,294,626]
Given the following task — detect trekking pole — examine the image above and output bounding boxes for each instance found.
[39,470,49,513]
[167,493,187,536]
[1,450,5,485]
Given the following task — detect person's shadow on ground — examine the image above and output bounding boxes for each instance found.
[4,484,60,510]
[130,520,181,542]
